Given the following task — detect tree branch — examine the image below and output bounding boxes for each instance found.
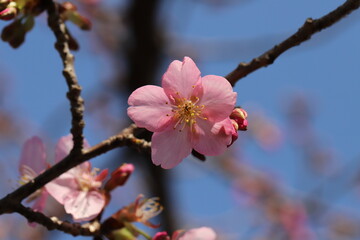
[226,0,360,85]
[46,0,85,153]
[13,204,101,236]
[0,124,150,214]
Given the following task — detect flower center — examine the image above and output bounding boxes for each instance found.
[170,96,207,131]
[76,168,101,192]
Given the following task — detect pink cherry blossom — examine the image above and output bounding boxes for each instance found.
[19,136,50,213]
[128,56,237,169]
[45,135,108,222]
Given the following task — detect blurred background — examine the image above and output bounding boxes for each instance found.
[0,0,360,239]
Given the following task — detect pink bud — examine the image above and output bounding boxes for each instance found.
[227,119,238,147]
[104,163,135,192]
[0,4,18,21]
[230,107,248,131]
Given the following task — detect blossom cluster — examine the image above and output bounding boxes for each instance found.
[17,57,244,239]
[19,135,133,222]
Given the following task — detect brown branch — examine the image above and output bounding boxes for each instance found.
[46,0,85,153]
[0,124,150,214]
[226,0,360,86]
[13,204,101,236]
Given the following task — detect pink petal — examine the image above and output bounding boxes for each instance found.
[179,227,217,240]
[64,190,105,222]
[55,135,90,163]
[74,161,91,173]
[162,57,201,99]
[198,75,237,122]
[192,118,232,156]
[19,136,47,175]
[128,85,173,132]
[151,125,192,169]
[45,172,78,204]
[32,190,49,213]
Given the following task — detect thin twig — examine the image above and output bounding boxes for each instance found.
[46,0,85,153]
[226,0,360,86]
[13,204,101,236]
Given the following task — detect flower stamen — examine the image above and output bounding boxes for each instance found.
[171,97,206,131]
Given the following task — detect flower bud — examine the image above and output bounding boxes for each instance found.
[230,107,248,131]
[111,227,137,240]
[0,2,18,21]
[60,2,92,30]
[227,119,238,147]
[104,163,135,192]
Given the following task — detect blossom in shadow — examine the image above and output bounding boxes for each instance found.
[19,136,50,213]
[45,135,108,222]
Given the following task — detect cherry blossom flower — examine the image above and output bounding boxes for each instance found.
[45,135,108,222]
[128,56,237,169]
[18,136,50,213]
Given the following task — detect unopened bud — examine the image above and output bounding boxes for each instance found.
[104,163,135,192]
[69,13,91,30]
[111,227,137,240]
[227,119,238,147]
[230,107,248,131]
[0,2,18,21]
[60,2,91,30]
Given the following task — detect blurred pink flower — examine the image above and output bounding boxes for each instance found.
[128,56,237,169]
[45,135,108,222]
[178,227,217,240]
[19,136,50,213]
[153,227,217,240]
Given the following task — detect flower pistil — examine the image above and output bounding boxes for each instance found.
[170,94,207,132]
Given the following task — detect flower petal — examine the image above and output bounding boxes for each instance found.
[162,57,201,99]
[64,190,105,222]
[32,190,49,213]
[192,118,233,156]
[179,227,217,240]
[151,126,192,169]
[45,172,78,204]
[55,135,90,163]
[19,136,47,175]
[128,85,173,132]
[198,75,237,122]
